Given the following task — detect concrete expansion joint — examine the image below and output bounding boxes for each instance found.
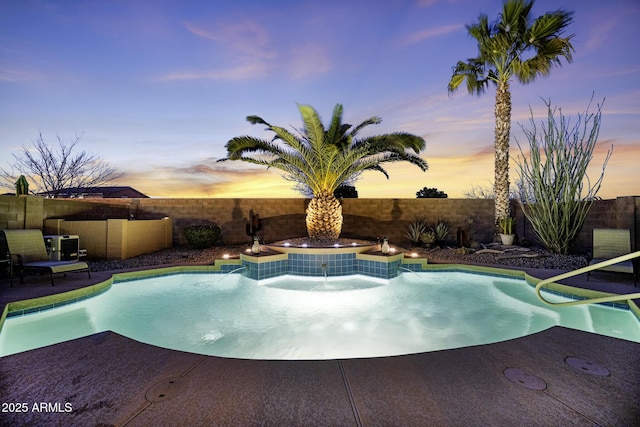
[505,356,613,426]
[542,390,603,426]
[339,360,363,427]
[120,356,207,425]
[180,355,208,377]
[120,400,152,426]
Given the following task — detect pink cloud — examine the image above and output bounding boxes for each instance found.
[398,24,462,46]
[160,20,276,81]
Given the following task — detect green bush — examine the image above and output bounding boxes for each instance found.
[183,225,222,249]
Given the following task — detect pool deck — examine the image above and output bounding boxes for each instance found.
[1,264,639,426]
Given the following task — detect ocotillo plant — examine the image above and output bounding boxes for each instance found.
[516,97,611,254]
[245,209,262,240]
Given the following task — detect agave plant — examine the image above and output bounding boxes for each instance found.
[405,219,429,245]
[420,231,436,246]
[221,104,428,240]
[432,221,450,248]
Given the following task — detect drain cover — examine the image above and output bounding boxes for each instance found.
[145,377,187,402]
[503,368,546,390]
[565,357,610,377]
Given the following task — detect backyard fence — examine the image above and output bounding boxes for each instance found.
[0,195,637,258]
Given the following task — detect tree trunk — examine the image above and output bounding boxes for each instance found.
[306,191,343,240]
[494,80,512,226]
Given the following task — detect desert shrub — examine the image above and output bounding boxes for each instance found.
[183,225,223,249]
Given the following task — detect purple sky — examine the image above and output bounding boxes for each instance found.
[1,0,638,198]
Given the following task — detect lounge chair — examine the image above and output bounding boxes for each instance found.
[0,229,90,286]
[588,228,638,286]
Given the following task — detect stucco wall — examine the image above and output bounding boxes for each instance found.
[43,217,172,260]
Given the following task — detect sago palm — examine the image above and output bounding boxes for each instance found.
[221,103,428,240]
[448,0,574,227]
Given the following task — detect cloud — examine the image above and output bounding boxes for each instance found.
[415,0,460,7]
[159,20,276,81]
[161,19,335,81]
[582,17,617,52]
[288,43,332,79]
[160,62,271,81]
[0,67,45,83]
[398,24,462,46]
[184,20,273,56]
[114,157,301,198]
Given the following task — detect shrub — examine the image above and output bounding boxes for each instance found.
[416,186,448,198]
[184,225,223,249]
[334,185,358,198]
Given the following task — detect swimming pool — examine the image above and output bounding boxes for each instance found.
[1,271,639,359]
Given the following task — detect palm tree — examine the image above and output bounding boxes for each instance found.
[448,0,574,227]
[221,103,428,240]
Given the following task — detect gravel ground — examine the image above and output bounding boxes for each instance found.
[89,239,589,272]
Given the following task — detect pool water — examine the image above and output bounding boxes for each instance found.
[1,272,639,359]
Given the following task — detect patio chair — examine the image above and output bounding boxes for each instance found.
[0,229,90,286]
[588,228,637,286]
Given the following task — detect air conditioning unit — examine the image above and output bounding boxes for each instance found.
[44,235,80,261]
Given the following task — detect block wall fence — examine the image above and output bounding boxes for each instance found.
[1,195,638,257]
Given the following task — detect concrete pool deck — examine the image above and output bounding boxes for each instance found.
[1,265,639,425]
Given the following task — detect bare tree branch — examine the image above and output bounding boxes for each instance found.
[1,132,124,197]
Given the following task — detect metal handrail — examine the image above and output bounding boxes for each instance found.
[535,251,640,307]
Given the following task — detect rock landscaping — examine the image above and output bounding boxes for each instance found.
[89,240,589,272]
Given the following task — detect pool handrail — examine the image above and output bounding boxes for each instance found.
[535,251,640,307]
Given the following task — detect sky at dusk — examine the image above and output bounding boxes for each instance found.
[1,0,639,199]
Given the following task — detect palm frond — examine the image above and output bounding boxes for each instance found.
[349,116,382,139]
[224,103,428,196]
[221,136,286,161]
[451,0,574,94]
[325,103,345,148]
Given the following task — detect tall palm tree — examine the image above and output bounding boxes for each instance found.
[221,103,428,240]
[448,0,574,227]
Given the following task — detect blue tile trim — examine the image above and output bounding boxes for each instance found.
[6,286,111,318]
[9,258,636,321]
[396,264,635,313]
[242,252,405,280]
